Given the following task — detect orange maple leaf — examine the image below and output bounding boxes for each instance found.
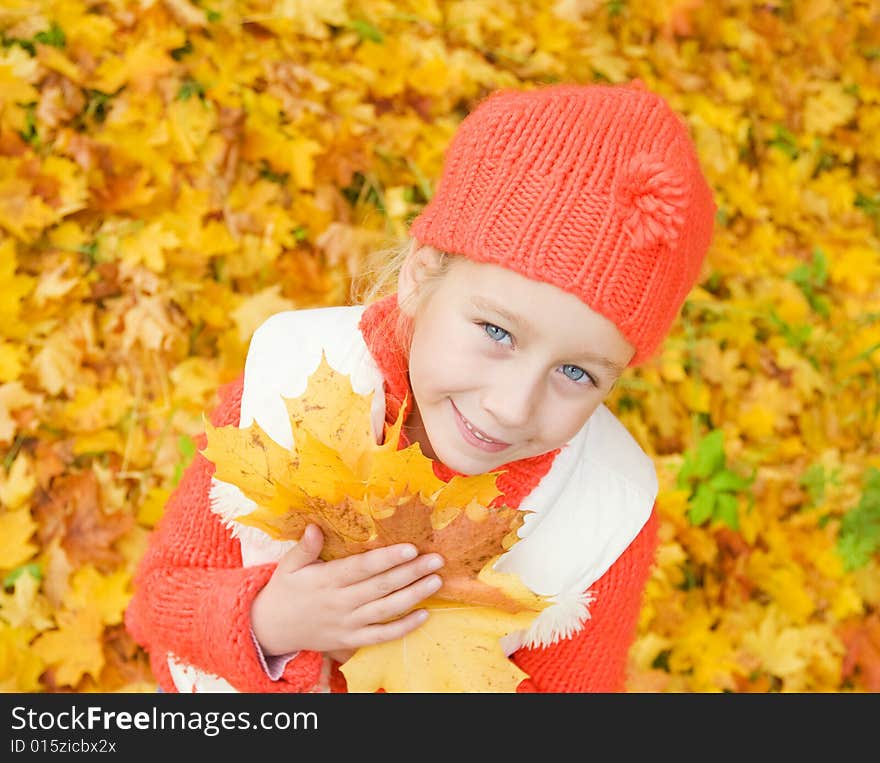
[202,353,547,613]
[840,613,880,692]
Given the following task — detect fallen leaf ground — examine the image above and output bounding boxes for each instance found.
[0,0,877,693]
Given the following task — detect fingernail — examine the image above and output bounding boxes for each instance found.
[426,555,444,570]
[400,545,418,561]
[426,575,442,591]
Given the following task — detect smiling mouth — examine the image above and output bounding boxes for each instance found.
[453,403,510,446]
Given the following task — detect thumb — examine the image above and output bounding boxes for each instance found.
[279,524,324,572]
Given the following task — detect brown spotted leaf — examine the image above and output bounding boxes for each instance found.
[202,353,548,613]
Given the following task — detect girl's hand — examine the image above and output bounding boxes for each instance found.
[250,523,444,659]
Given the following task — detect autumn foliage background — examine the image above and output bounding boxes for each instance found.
[0,0,878,693]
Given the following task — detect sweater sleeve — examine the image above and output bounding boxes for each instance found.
[124,374,324,693]
[512,507,659,693]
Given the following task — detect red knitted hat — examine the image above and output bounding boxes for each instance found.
[408,81,717,366]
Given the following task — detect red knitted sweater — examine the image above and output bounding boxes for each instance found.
[124,295,659,692]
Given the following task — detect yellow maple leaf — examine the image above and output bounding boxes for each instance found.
[0,158,59,242]
[167,96,216,164]
[41,154,88,217]
[0,62,39,105]
[89,36,179,94]
[32,334,80,396]
[202,354,550,689]
[67,565,131,627]
[0,452,35,510]
[169,356,222,410]
[747,550,815,625]
[0,238,35,332]
[203,353,532,608]
[137,486,170,529]
[36,44,84,84]
[72,429,124,457]
[803,81,858,136]
[61,382,130,432]
[0,623,44,692]
[119,221,181,273]
[340,597,537,693]
[248,0,350,40]
[0,569,53,631]
[32,608,105,688]
[230,285,298,343]
[0,508,37,568]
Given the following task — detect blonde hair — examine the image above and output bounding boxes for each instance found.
[350,235,458,353]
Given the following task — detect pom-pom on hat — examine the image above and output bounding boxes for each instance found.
[408,80,717,366]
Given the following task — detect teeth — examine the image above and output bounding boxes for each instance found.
[464,417,498,443]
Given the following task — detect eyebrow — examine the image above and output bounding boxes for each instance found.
[468,296,626,375]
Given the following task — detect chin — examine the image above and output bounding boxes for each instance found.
[430,439,502,476]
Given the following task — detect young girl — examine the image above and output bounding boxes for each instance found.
[125,80,716,693]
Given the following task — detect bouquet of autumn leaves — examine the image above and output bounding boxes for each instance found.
[201,354,549,693]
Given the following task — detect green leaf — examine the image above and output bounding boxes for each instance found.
[171,39,193,61]
[18,104,39,149]
[676,450,696,488]
[3,434,25,471]
[3,563,42,589]
[811,248,829,288]
[800,463,841,508]
[349,19,384,43]
[80,89,114,125]
[34,23,65,49]
[837,467,880,571]
[708,469,751,494]
[176,78,205,101]
[677,562,700,591]
[694,430,726,479]
[837,533,877,572]
[786,250,831,318]
[688,484,716,526]
[715,493,740,530]
[768,124,799,159]
[258,160,289,185]
[800,463,827,506]
[178,434,196,460]
[607,0,627,17]
[767,310,812,351]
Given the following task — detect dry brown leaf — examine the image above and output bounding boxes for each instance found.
[33,471,133,572]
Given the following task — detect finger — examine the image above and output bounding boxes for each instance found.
[322,543,421,586]
[344,553,444,607]
[351,572,444,626]
[348,608,431,649]
[277,524,324,573]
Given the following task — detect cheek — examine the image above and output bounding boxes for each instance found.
[407,324,450,397]
[541,397,602,445]
[409,317,478,392]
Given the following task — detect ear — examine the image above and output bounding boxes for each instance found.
[397,242,444,317]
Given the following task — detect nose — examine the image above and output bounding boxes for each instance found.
[480,371,543,434]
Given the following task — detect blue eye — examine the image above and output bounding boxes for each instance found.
[483,323,510,343]
[561,364,594,386]
[479,322,597,387]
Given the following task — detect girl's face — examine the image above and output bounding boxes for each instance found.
[397,246,636,476]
